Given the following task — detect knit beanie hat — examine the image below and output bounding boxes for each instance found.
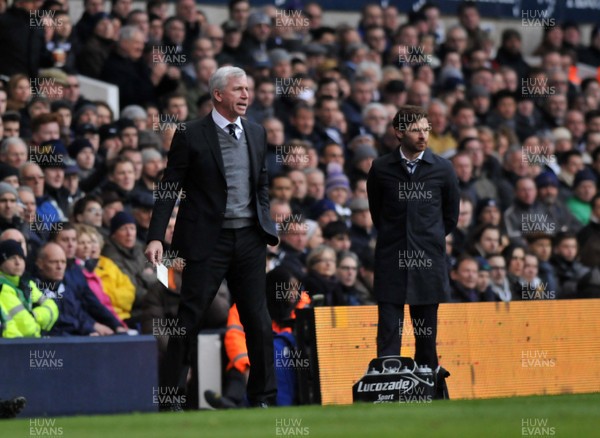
[573,168,598,188]
[0,182,18,199]
[68,139,94,159]
[325,162,350,196]
[0,163,19,181]
[110,211,136,235]
[0,239,25,264]
[309,198,337,220]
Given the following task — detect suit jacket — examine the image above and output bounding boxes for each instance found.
[147,114,279,261]
[367,148,460,305]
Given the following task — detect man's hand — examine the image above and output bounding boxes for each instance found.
[105,139,123,161]
[115,326,128,333]
[150,62,168,85]
[92,323,114,336]
[145,240,163,266]
[166,66,181,80]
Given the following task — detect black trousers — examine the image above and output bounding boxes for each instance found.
[376,302,439,369]
[163,226,276,404]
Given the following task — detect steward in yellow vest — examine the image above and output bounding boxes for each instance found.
[0,240,58,338]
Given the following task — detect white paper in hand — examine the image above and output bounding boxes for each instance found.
[157,263,169,288]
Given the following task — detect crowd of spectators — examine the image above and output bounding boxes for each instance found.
[1,0,600,343]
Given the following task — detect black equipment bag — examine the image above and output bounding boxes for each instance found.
[353,356,445,403]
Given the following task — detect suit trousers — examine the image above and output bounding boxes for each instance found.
[376,302,439,369]
[163,225,276,404]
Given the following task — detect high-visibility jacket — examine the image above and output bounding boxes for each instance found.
[224,304,250,373]
[224,292,311,373]
[0,273,58,338]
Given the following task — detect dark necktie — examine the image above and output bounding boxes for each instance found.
[227,123,237,140]
[405,159,419,174]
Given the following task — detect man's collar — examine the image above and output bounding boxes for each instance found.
[211,108,243,131]
[399,147,425,162]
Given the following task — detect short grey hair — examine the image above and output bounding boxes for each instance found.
[303,167,324,179]
[17,185,34,196]
[446,25,467,39]
[504,145,524,164]
[345,43,369,59]
[121,105,147,121]
[0,137,27,156]
[119,25,143,42]
[306,245,336,270]
[356,61,382,83]
[536,131,553,142]
[428,99,447,114]
[209,66,246,101]
[337,251,360,268]
[362,102,387,120]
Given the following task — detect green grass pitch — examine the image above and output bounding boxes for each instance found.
[2,393,599,438]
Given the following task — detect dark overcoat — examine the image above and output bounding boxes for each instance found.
[367,148,460,305]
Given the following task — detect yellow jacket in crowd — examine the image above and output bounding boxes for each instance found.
[94,255,136,320]
[0,274,58,338]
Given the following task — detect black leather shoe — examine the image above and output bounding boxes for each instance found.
[204,390,237,409]
[434,366,451,400]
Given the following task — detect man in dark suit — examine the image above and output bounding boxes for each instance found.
[145,66,279,409]
[367,105,460,395]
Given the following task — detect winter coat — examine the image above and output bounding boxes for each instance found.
[94,256,136,320]
[367,148,460,305]
[77,258,124,326]
[0,273,58,338]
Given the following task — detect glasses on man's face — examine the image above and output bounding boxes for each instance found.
[338,265,357,271]
[490,266,506,271]
[511,256,525,261]
[23,175,45,181]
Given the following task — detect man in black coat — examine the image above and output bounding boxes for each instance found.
[100,26,154,109]
[145,66,279,409]
[0,0,50,77]
[493,29,530,80]
[73,0,107,47]
[100,26,177,109]
[236,11,272,70]
[367,105,460,373]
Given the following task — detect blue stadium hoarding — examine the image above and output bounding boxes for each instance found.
[201,0,600,23]
[405,0,600,24]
